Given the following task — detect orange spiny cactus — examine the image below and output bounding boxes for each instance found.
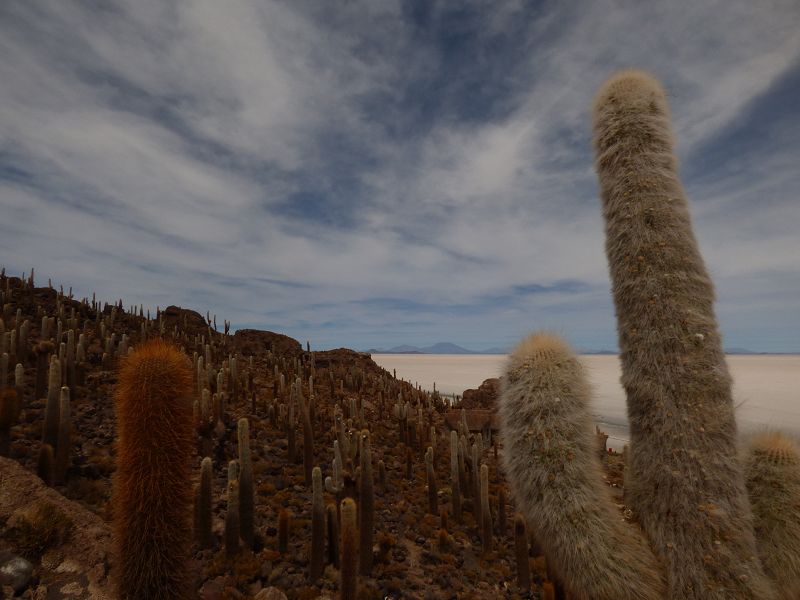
[113,338,194,600]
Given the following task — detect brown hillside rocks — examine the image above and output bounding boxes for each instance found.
[0,457,113,599]
[233,329,303,358]
[461,378,500,410]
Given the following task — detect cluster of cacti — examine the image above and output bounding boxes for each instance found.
[0,266,634,599]
[499,70,800,600]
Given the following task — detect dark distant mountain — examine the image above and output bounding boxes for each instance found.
[367,342,477,354]
[479,347,509,354]
[419,342,476,354]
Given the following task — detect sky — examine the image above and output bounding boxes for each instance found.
[1,0,799,352]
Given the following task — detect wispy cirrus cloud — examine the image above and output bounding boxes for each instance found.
[1,0,798,351]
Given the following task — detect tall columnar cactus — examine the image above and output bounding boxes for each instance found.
[34,341,53,401]
[113,339,194,600]
[278,508,290,554]
[0,388,19,456]
[742,432,800,599]
[310,466,325,581]
[43,357,61,449]
[499,333,664,599]
[450,430,461,522]
[237,418,254,549]
[54,386,70,484]
[479,463,492,553]
[358,429,374,576]
[225,460,240,559]
[513,514,530,591]
[326,503,340,568]
[340,497,358,600]
[425,446,438,515]
[196,457,213,549]
[592,70,773,598]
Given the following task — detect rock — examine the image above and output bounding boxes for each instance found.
[199,579,224,600]
[460,377,501,410]
[254,587,288,600]
[0,552,34,592]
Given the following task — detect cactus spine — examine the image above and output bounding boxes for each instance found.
[743,432,800,599]
[237,418,254,549]
[499,333,664,599]
[113,339,194,600]
[593,70,772,598]
[340,497,358,600]
[310,466,325,580]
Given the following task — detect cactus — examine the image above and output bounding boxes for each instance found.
[513,514,530,591]
[326,503,340,568]
[497,486,507,537]
[449,431,462,521]
[113,339,194,600]
[278,508,290,554]
[54,386,70,484]
[0,388,19,456]
[593,69,773,598]
[479,463,492,553]
[358,429,374,575]
[499,333,664,599]
[225,460,240,559]
[37,442,55,486]
[196,457,213,549]
[237,418,254,549]
[743,432,800,599]
[43,357,61,449]
[310,466,325,580]
[340,497,358,600]
[34,341,53,400]
[425,446,438,515]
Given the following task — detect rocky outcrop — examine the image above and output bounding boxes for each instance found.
[0,457,113,599]
[461,378,501,410]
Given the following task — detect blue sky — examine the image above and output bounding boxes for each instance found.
[1,0,798,352]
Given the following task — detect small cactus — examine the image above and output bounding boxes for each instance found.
[340,497,358,600]
[310,466,325,580]
[0,389,19,456]
[425,446,438,515]
[449,430,461,521]
[196,457,213,549]
[237,418,254,549]
[37,442,55,486]
[54,386,70,484]
[358,430,374,576]
[514,514,530,591]
[278,508,290,554]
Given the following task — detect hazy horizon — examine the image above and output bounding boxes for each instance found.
[373,353,800,450]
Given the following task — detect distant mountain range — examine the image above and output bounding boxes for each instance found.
[366,342,505,355]
[365,343,767,355]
